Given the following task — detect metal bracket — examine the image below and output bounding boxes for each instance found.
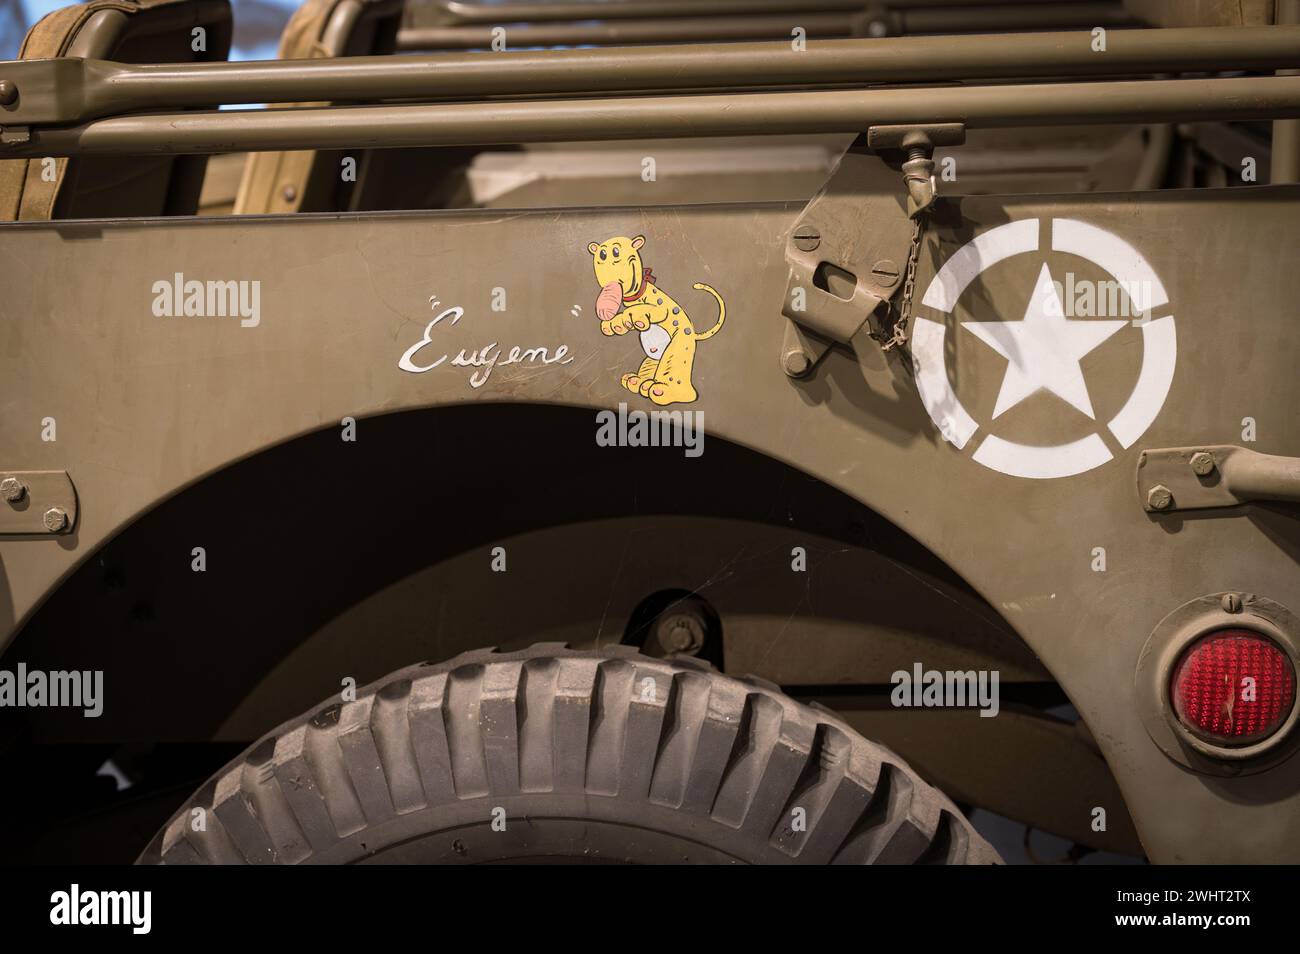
[1137,446,1300,513]
[0,470,78,535]
[779,142,913,376]
[780,124,964,376]
[0,59,89,127]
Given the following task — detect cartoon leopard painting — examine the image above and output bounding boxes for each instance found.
[586,235,725,406]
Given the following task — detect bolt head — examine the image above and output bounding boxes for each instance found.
[657,612,705,655]
[783,350,812,378]
[0,80,16,107]
[1221,593,1243,614]
[1147,484,1173,511]
[1190,451,1216,476]
[281,184,298,203]
[0,476,25,502]
[42,507,68,533]
[668,625,693,652]
[792,225,820,252]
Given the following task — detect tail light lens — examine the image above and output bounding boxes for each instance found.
[1171,629,1296,745]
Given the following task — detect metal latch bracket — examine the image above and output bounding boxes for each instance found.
[780,123,964,377]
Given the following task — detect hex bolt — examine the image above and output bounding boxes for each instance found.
[1147,484,1173,511]
[792,225,820,252]
[0,80,16,106]
[42,507,68,533]
[783,349,812,378]
[871,260,900,288]
[1221,593,1243,614]
[668,623,696,652]
[1189,451,1216,476]
[0,476,25,503]
[656,612,705,655]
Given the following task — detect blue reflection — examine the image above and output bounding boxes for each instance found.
[0,0,298,59]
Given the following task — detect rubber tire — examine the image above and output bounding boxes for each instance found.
[140,644,1002,864]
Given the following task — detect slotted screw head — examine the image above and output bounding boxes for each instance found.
[792,225,820,252]
[872,260,900,287]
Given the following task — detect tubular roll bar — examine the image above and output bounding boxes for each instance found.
[5,27,1300,127]
[396,2,1136,49]
[10,75,1300,158]
[427,0,1070,25]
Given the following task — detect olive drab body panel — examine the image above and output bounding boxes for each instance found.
[3,1,1300,869]
[3,180,1300,860]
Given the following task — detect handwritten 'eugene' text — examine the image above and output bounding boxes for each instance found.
[398,299,574,389]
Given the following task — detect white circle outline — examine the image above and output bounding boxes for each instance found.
[913,217,1177,479]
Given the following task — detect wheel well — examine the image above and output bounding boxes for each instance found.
[4,403,1143,859]
[9,402,1035,741]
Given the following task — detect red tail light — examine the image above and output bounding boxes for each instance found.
[1171,629,1296,745]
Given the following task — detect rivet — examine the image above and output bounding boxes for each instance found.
[783,350,812,377]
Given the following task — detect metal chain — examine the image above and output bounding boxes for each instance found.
[882,212,925,353]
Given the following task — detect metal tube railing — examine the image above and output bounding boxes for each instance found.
[397,3,1135,49]
[1274,0,1300,183]
[7,27,1300,127]
[427,0,1066,25]
[13,74,1300,158]
[400,13,862,48]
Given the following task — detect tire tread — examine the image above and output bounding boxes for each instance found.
[144,644,999,865]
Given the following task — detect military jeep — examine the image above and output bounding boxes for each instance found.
[1,0,1299,867]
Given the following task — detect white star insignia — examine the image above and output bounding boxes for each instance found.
[962,263,1126,420]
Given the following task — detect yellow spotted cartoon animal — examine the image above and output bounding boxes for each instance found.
[587,235,725,405]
